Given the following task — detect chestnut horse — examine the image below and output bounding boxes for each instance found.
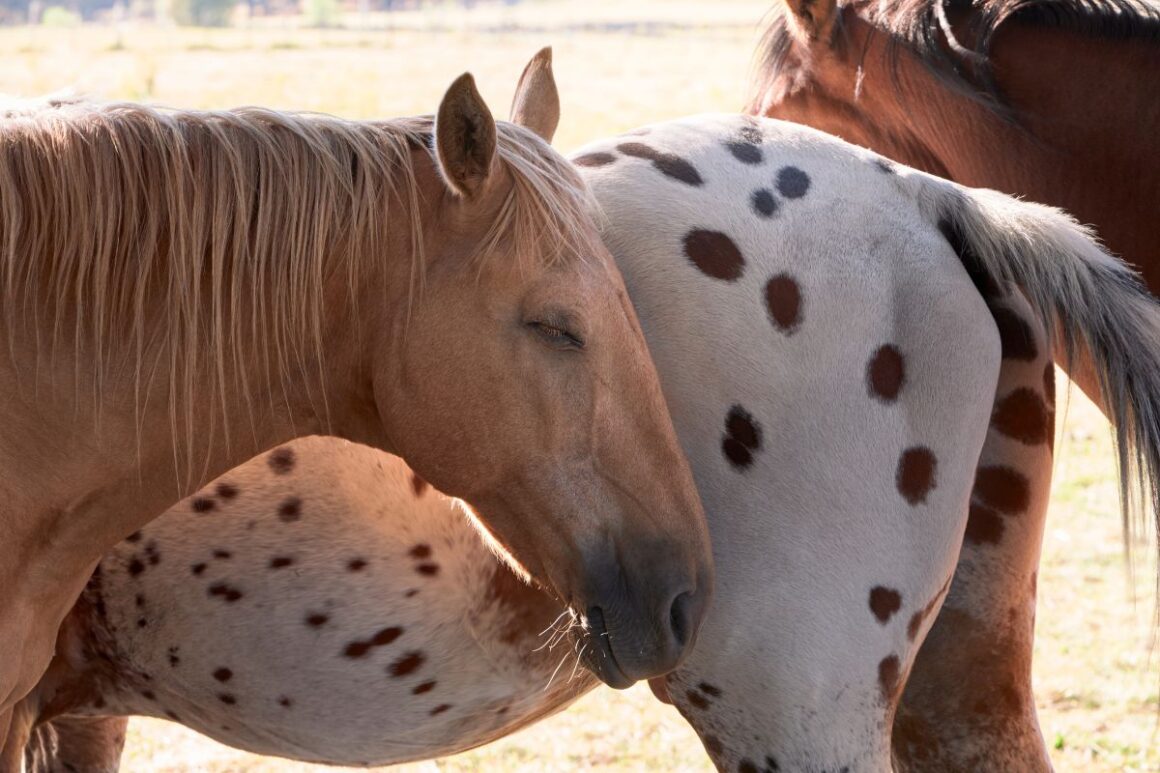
[0,49,713,752]
[749,0,1159,765]
[19,116,1160,771]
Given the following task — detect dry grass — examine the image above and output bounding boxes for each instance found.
[3,2,1157,769]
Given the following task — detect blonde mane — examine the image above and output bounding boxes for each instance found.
[0,97,596,484]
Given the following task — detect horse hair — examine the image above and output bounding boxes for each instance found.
[749,0,1160,115]
[0,97,596,484]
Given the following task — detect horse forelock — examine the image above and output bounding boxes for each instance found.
[749,0,1160,116]
[0,98,591,485]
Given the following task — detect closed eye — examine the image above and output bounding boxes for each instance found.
[528,320,585,350]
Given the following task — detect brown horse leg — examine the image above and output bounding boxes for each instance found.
[893,293,1054,771]
[0,701,36,773]
[23,716,128,773]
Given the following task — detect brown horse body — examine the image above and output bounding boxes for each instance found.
[751,0,1159,287]
[0,52,713,755]
[752,0,1159,767]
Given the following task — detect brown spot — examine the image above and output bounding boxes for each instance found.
[136,617,147,628]
[973,465,1031,515]
[278,696,293,707]
[684,229,745,281]
[739,761,759,773]
[125,531,143,543]
[212,549,232,560]
[208,583,243,602]
[213,667,232,682]
[165,710,180,721]
[191,562,207,576]
[409,544,432,559]
[992,387,1049,445]
[278,497,302,522]
[738,122,763,144]
[127,558,145,577]
[218,693,236,705]
[411,473,429,497]
[269,556,294,569]
[964,502,1005,546]
[347,558,367,572]
[389,651,426,677]
[306,613,329,628]
[616,142,703,186]
[764,273,802,333]
[776,165,810,198]
[404,588,419,598]
[687,690,710,710]
[267,446,296,474]
[905,575,953,642]
[429,703,452,716]
[345,640,372,658]
[991,306,1038,361]
[412,680,437,695]
[216,482,239,500]
[373,626,403,645]
[168,651,180,668]
[722,405,762,470]
[725,139,763,165]
[896,446,938,505]
[191,497,216,513]
[135,593,146,609]
[879,654,902,703]
[698,682,722,697]
[416,562,440,577]
[869,586,902,624]
[573,151,616,167]
[867,345,905,401]
[140,690,155,700]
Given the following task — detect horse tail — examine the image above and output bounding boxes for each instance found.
[915,176,1160,558]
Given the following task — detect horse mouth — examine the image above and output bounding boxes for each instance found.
[578,606,634,689]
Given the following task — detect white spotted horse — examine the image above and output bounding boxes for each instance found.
[0,49,715,759]
[22,116,1160,771]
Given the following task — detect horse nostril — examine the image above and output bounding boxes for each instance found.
[669,591,695,648]
[587,605,609,638]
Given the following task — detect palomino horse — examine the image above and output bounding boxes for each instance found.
[0,49,714,749]
[749,0,1160,764]
[18,116,1160,771]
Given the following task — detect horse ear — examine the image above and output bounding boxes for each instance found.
[509,47,560,144]
[783,0,837,42]
[434,73,498,198]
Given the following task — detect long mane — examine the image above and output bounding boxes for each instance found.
[748,0,1160,113]
[0,97,595,481]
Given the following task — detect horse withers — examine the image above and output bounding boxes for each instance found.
[0,49,713,749]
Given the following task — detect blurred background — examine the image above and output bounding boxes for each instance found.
[1,1,1157,769]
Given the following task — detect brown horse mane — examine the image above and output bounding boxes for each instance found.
[0,96,595,480]
[749,0,1160,113]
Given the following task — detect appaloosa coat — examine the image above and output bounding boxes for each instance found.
[22,115,1160,772]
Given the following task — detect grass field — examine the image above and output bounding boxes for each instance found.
[3,2,1158,769]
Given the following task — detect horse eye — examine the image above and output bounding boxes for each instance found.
[528,320,584,349]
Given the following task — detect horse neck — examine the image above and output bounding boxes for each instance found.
[864,25,1159,275]
[0,171,427,599]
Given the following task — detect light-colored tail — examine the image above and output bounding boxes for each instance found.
[914,177,1160,556]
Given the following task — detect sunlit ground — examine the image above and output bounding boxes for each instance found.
[4,2,1157,769]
